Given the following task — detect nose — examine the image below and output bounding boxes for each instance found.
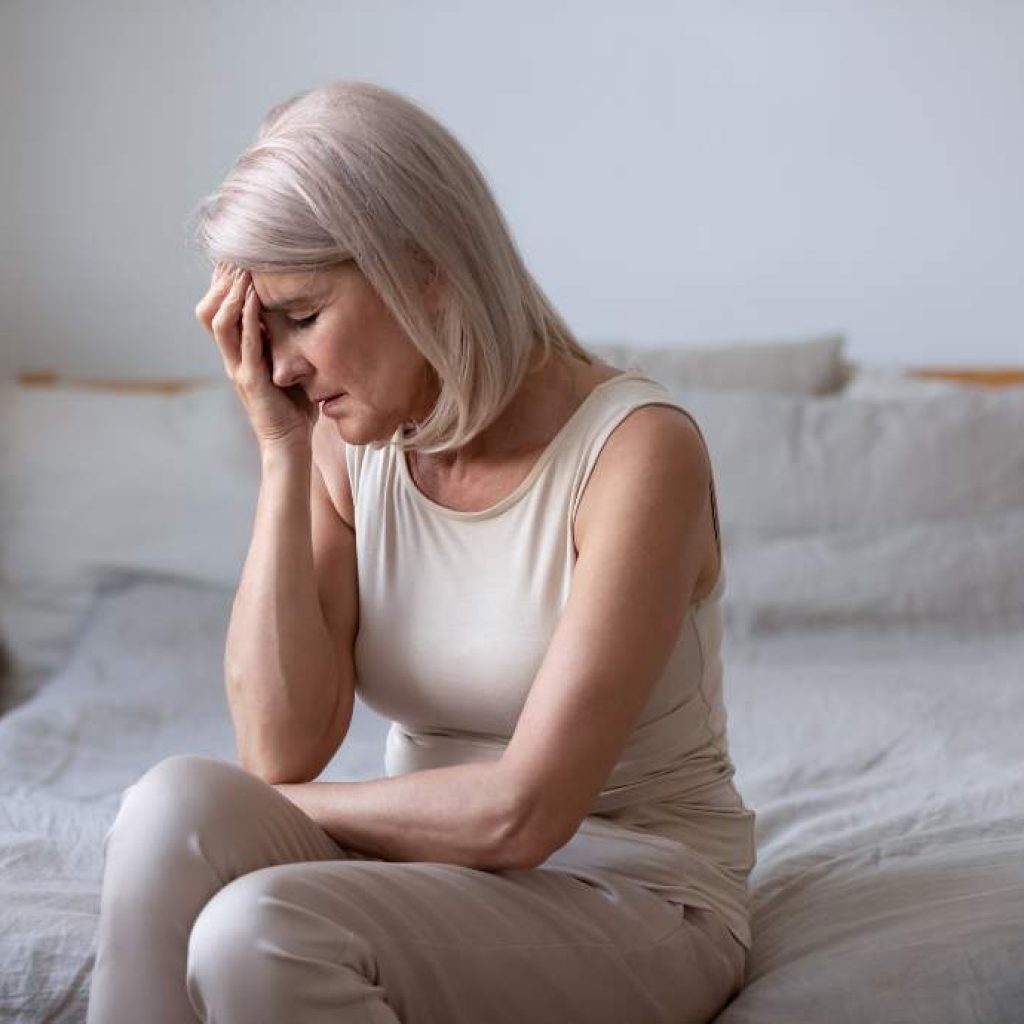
[268,342,311,392]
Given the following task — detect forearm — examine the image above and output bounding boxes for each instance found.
[226,443,347,783]
[274,761,535,872]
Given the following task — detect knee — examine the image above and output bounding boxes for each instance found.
[136,752,245,796]
[103,755,252,858]
[185,869,380,1016]
[185,872,269,1011]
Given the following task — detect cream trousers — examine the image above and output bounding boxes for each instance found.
[85,754,745,1024]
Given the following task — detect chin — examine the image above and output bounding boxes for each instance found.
[327,409,396,447]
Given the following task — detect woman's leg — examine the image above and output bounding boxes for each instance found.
[88,753,744,1024]
[85,753,371,1024]
[184,855,743,1024]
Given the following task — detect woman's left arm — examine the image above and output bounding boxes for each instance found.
[273,761,524,870]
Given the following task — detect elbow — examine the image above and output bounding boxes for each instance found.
[508,837,549,871]
[489,788,558,872]
[484,828,544,873]
[501,822,558,871]
[236,734,328,786]
[238,751,314,787]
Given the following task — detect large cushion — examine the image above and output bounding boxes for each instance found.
[723,510,1024,632]
[0,379,259,694]
[588,333,847,395]
[670,386,1024,540]
[658,384,1024,633]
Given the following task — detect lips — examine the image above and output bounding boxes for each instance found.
[319,393,346,413]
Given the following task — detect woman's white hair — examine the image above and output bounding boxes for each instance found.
[186,79,593,454]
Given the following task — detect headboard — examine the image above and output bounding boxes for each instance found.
[902,367,1024,388]
[15,365,1024,392]
[15,371,211,394]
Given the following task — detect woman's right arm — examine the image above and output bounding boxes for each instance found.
[194,262,358,785]
[225,433,358,785]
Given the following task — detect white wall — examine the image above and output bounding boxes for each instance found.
[2,0,1022,378]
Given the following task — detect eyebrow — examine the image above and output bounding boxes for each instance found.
[260,295,320,312]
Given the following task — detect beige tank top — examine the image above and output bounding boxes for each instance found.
[344,368,757,951]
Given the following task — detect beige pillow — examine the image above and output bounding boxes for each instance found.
[667,384,1024,541]
[587,333,847,395]
[0,378,259,688]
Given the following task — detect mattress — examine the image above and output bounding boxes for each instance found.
[1,576,1022,1022]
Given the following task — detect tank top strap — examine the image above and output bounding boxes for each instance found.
[563,369,723,563]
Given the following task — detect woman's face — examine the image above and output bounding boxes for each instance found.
[250,261,438,445]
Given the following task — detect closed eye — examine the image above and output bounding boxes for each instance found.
[288,312,319,330]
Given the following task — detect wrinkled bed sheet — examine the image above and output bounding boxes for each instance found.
[1,578,1022,1022]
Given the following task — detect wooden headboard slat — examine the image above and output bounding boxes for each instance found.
[15,365,1024,392]
[906,368,1024,388]
[16,371,215,394]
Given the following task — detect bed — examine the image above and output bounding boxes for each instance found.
[2,336,1022,1022]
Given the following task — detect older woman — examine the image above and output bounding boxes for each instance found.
[86,81,755,1024]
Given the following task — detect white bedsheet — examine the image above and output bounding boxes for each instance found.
[1,577,1022,1022]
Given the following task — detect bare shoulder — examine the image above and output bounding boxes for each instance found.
[311,416,355,530]
[573,403,718,595]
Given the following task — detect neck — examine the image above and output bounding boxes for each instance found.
[416,348,583,472]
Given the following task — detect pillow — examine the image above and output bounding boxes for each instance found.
[668,385,1024,542]
[0,379,260,687]
[587,333,847,395]
[839,364,968,401]
[722,509,1024,634]
[652,381,1024,630]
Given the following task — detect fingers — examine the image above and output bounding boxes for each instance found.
[239,279,265,382]
[212,267,250,334]
[209,267,252,376]
[193,261,234,331]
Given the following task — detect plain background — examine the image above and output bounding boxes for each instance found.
[1,0,1022,378]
